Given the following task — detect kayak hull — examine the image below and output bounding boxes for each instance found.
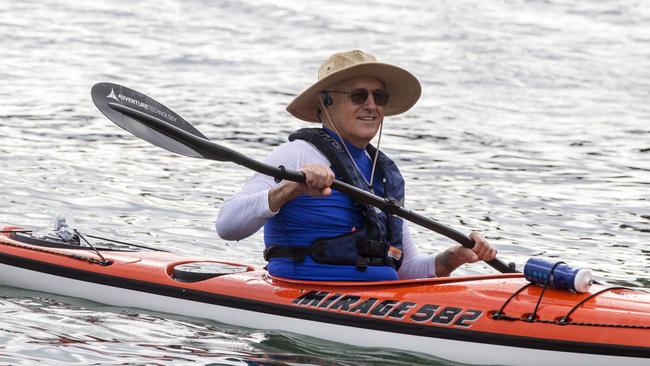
[1,228,649,365]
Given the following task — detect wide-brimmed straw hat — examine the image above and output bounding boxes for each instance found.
[286,50,421,123]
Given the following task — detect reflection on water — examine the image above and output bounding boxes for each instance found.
[0,289,453,365]
[1,0,649,365]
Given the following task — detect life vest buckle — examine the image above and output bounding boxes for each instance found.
[356,256,368,271]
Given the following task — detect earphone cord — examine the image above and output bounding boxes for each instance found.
[368,119,383,188]
[318,99,382,191]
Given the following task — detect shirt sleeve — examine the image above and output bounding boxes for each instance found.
[215,140,328,241]
[397,222,437,279]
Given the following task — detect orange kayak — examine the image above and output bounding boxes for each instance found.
[1,226,649,365]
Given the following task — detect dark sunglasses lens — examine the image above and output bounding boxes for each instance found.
[348,89,389,106]
[349,90,369,105]
[372,91,389,106]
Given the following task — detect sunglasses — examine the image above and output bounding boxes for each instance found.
[324,89,390,106]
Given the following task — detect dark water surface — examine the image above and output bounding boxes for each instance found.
[1,0,649,364]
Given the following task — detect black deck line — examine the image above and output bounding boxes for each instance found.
[1,251,648,359]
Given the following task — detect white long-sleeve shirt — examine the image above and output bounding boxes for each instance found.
[216,140,437,279]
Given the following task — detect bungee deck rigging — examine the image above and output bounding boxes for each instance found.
[492,281,649,329]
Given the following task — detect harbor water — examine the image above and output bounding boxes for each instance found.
[1,0,649,364]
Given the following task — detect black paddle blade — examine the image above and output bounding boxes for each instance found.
[92,82,209,159]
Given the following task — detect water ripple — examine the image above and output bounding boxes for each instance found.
[1,0,649,364]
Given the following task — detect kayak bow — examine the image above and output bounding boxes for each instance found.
[1,227,649,365]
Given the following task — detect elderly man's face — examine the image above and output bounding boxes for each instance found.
[325,78,386,148]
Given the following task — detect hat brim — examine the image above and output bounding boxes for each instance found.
[286,62,421,123]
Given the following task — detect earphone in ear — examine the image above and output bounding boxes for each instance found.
[322,92,333,107]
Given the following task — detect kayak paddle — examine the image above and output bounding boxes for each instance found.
[91,82,517,274]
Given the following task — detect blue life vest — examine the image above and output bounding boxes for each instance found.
[263,128,405,281]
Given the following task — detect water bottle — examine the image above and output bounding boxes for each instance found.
[523,257,593,293]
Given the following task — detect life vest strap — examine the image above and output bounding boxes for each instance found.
[264,230,394,272]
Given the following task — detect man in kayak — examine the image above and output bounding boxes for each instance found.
[216,50,497,281]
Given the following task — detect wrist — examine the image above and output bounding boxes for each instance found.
[435,246,461,277]
[441,249,453,269]
[268,182,303,212]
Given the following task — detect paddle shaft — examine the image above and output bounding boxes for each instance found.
[109,102,515,274]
